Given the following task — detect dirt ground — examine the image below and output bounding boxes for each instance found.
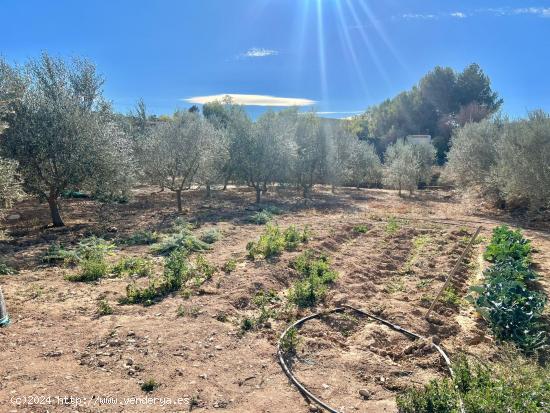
[0,186,549,413]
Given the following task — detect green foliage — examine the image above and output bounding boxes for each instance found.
[0,53,133,226]
[352,224,369,234]
[67,257,109,282]
[247,224,310,260]
[350,63,501,163]
[97,299,113,316]
[123,251,214,306]
[472,276,546,353]
[42,243,80,265]
[222,258,237,273]
[0,260,17,275]
[249,210,273,225]
[397,356,550,413]
[124,249,190,305]
[112,257,153,278]
[123,230,160,245]
[0,157,23,209]
[283,225,310,250]
[200,228,221,244]
[484,225,532,265]
[471,226,546,353]
[280,327,300,354]
[151,229,210,256]
[140,379,159,393]
[240,317,254,332]
[397,378,458,413]
[385,216,401,235]
[288,250,337,307]
[446,112,550,211]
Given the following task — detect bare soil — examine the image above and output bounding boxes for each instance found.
[0,186,548,412]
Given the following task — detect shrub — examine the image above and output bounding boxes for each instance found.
[151,230,210,255]
[67,257,109,282]
[75,236,116,260]
[249,210,273,225]
[288,250,337,307]
[397,355,550,413]
[0,261,17,275]
[280,327,300,355]
[140,379,159,393]
[352,224,369,234]
[112,257,153,278]
[190,255,215,286]
[247,224,310,260]
[222,258,237,273]
[123,230,160,245]
[97,299,113,316]
[385,216,401,235]
[283,225,310,251]
[42,243,79,266]
[200,228,221,244]
[124,249,190,305]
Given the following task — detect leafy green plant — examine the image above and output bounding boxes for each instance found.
[123,230,160,245]
[112,257,153,278]
[352,224,369,234]
[0,261,17,275]
[66,256,109,282]
[200,228,221,244]
[43,237,115,266]
[151,229,210,255]
[222,258,237,273]
[249,210,273,225]
[247,224,310,260]
[441,287,462,307]
[385,216,401,235]
[397,355,550,413]
[471,226,546,353]
[288,250,337,307]
[471,276,546,353]
[280,327,300,354]
[97,299,113,316]
[123,249,190,305]
[483,225,532,265]
[140,378,159,393]
[42,243,79,265]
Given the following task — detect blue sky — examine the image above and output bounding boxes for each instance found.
[1,0,550,118]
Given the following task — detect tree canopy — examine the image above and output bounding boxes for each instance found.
[347,63,502,163]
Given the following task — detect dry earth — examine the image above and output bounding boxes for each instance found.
[0,186,548,412]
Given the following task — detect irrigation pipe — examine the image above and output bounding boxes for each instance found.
[277,305,464,413]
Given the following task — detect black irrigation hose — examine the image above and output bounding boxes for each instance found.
[277,305,464,413]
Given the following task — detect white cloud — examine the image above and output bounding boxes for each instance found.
[451,12,467,18]
[511,7,550,17]
[184,94,315,107]
[402,13,438,20]
[241,48,278,58]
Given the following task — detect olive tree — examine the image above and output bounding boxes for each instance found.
[203,98,253,190]
[239,109,296,203]
[445,118,502,190]
[0,53,130,226]
[348,140,382,188]
[383,140,435,195]
[326,124,356,191]
[142,111,220,211]
[0,158,23,210]
[291,113,329,199]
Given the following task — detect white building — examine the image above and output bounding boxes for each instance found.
[406,134,431,145]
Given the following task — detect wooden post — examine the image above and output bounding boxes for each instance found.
[425,226,482,320]
[0,286,9,327]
